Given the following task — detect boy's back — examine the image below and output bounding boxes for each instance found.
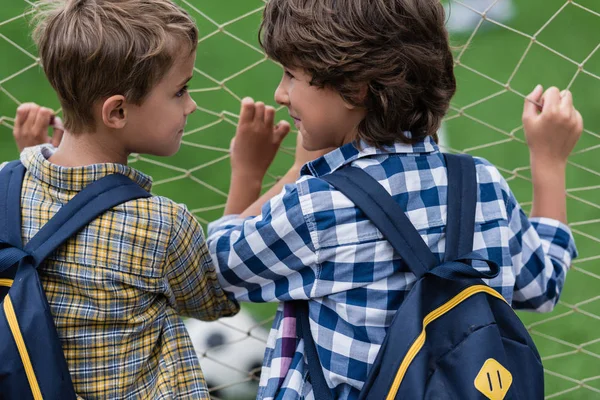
[2,0,243,396]
[1,145,238,399]
[206,0,582,397]
[208,136,576,399]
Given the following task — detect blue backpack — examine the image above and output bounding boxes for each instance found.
[0,161,150,399]
[295,153,544,400]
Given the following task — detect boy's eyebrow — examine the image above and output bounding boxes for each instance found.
[178,75,193,86]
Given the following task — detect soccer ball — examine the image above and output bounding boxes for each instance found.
[184,310,270,399]
[445,0,515,34]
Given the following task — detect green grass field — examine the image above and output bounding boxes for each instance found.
[1,0,599,398]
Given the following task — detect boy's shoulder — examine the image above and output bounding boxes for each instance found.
[139,193,197,219]
[0,155,201,238]
[150,195,203,232]
[287,155,515,242]
[472,156,510,189]
[294,155,511,203]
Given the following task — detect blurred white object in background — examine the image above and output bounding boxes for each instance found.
[185,310,269,399]
[445,0,515,33]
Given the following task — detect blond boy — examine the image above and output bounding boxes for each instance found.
[0,0,268,397]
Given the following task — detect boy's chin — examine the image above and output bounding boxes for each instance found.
[302,140,339,153]
[301,139,325,152]
[147,144,181,157]
[302,144,326,152]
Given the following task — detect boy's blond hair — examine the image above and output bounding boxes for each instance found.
[33,0,198,133]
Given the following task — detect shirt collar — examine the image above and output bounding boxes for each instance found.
[301,135,439,178]
[21,144,153,192]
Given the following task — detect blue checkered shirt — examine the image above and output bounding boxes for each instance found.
[207,137,577,400]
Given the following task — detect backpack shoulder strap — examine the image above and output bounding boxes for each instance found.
[23,173,152,266]
[293,300,334,400]
[321,154,478,278]
[0,161,27,248]
[321,166,438,279]
[442,153,477,261]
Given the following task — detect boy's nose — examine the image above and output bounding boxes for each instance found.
[185,96,197,116]
[274,84,289,106]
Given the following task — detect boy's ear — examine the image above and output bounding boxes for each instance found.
[344,84,369,110]
[101,95,128,129]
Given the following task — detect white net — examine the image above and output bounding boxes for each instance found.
[0,0,599,399]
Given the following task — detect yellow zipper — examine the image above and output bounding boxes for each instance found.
[0,278,14,287]
[4,295,43,400]
[386,285,506,400]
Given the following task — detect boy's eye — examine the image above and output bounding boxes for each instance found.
[284,70,295,79]
[176,85,189,98]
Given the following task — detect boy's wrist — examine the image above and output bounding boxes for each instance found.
[529,154,567,177]
[231,168,266,184]
[224,172,263,215]
[529,154,568,224]
[230,173,263,196]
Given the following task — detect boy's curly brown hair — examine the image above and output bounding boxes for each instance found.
[259,0,456,146]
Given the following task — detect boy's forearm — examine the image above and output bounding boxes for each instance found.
[239,166,301,218]
[224,172,263,215]
[529,157,567,224]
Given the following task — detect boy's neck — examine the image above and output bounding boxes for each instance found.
[49,131,130,167]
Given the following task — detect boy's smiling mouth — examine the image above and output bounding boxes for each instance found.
[289,113,301,127]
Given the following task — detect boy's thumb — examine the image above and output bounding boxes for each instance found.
[273,120,291,143]
[523,84,543,120]
[50,116,65,147]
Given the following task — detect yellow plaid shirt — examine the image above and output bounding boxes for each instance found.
[1,145,239,399]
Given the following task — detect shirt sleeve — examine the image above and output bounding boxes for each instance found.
[502,183,578,312]
[162,203,240,320]
[206,183,320,302]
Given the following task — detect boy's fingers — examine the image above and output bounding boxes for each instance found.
[239,97,255,124]
[273,120,291,143]
[22,106,40,135]
[527,84,544,102]
[523,84,543,119]
[51,115,65,131]
[264,106,275,128]
[559,90,573,111]
[575,110,584,133]
[541,86,561,112]
[32,107,53,138]
[50,116,64,147]
[254,102,265,123]
[15,103,33,129]
[51,128,64,147]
